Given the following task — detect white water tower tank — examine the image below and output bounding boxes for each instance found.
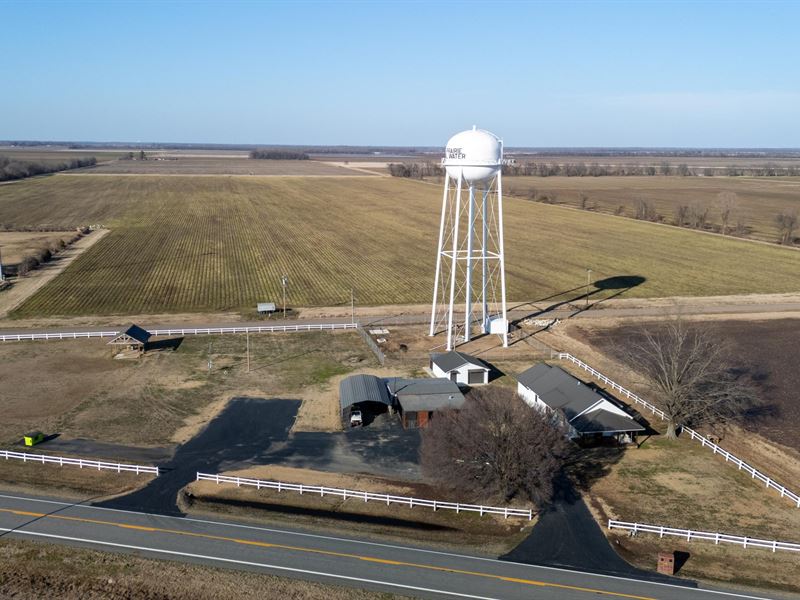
[444,126,502,183]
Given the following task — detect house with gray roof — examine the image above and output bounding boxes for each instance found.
[429,351,490,385]
[386,377,465,429]
[517,363,645,444]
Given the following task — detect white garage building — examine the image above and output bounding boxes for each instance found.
[429,351,490,385]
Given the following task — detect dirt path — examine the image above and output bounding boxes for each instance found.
[2,292,800,332]
[0,229,109,318]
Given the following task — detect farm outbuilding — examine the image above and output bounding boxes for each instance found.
[257,302,276,314]
[386,378,465,429]
[517,363,645,444]
[107,324,152,355]
[339,374,393,425]
[429,351,490,385]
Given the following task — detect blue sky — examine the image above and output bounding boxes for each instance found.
[2,1,799,147]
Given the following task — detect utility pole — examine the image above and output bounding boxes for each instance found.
[585,268,593,307]
[351,288,355,325]
[246,329,250,373]
[281,275,288,319]
[207,341,213,372]
[0,246,4,282]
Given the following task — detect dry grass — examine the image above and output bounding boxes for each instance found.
[0,231,76,264]
[0,175,798,317]
[541,321,800,591]
[0,537,408,600]
[579,439,800,593]
[184,467,533,554]
[0,331,373,447]
[502,175,800,243]
[0,459,154,499]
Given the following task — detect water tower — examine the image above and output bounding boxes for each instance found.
[429,126,509,350]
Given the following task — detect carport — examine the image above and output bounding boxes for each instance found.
[339,374,393,426]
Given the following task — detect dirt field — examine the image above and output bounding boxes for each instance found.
[0,537,407,600]
[1,175,798,317]
[85,157,370,176]
[501,175,800,243]
[0,331,373,447]
[574,318,800,452]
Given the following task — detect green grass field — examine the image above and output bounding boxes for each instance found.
[0,174,798,317]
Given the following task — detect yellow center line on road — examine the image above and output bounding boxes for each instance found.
[0,507,655,600]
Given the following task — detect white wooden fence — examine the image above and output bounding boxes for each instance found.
[1,450,158,475]
[557,352,800,508]
[195,472,533,519]
[0,322,357,342]
[608,520,800,553]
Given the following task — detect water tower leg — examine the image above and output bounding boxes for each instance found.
[429,176,450,336]
[446,174,463,351]
[464,184,475,342]
[481,183,489,333]
[497,172,509,348]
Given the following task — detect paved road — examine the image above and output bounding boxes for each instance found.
[0,491,783,600]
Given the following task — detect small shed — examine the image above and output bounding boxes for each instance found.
[339,374,393,424]
[386,378,465,429]
[430,351,490,385]
[107,324,151,355]
[257,302,277,314]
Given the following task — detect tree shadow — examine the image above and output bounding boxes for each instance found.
[510,275,647,326]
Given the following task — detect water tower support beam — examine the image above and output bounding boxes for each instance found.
[481,183,489,333]
[446,174,463,351]
[429,176,450,336]
[464,183,475,342]
[497,171,509,348]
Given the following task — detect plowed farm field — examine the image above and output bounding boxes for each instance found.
[0,174,799,317]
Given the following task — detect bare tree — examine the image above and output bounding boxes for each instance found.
[634,198,657,221]
[673,204,690,226]
[623,317,759,439]
[420,386,569,506]
[775,209,799,245]
[716,191,737,236]
[688,201,709,229]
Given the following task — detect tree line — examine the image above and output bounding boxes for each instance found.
[249,149,309,160]
[0,155,97,182]
[388,160,800,179]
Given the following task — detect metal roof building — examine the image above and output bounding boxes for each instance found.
[386,377,465,428]
[517,363,645,442]
[339,374,393,413]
